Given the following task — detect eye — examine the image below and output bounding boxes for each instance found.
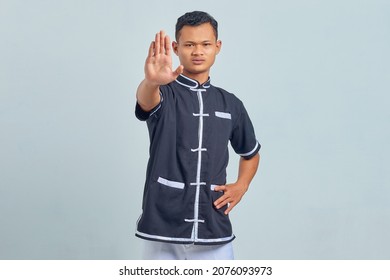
[184,43,194,47]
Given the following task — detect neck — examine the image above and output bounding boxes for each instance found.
[182,70,210,85]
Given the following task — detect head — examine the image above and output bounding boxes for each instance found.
[175,11,218,41]
[173,11,222,83]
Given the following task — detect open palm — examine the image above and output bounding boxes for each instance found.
[145,31,183,85]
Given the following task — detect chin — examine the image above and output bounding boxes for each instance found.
[187,66,209,74]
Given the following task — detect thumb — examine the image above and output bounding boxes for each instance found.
[173,65,184,77]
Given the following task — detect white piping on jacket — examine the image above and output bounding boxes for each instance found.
[188,88,208,241]
[136,230,234,244]
[157,177,185,189]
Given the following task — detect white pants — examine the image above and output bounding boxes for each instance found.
[142,240,234,260]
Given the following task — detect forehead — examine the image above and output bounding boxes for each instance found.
[177,23,216,42]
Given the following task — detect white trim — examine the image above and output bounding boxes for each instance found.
[188,88,209,242]
[190,182,206,186]
[180,74,198,87]
[184,218,205,223]
[175,79,196,89]
[193,113,210,117]
[136,230,235,244]
[215,111,231,119]
[191,147,207,152]
[175,74,211,89]
[196,235,235,243]
[239,141,260,157]
[157,177,185,190]
[136,231,194,243]
[149,92,163,117]
[149,104,161,117]
[211,184,224,192]
[175,75,197,89]
[194,89,205,241]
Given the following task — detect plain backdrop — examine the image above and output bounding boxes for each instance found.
[1,0,389,259]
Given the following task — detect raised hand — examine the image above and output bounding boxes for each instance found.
[136,31,183,111]
[144,31,183,86]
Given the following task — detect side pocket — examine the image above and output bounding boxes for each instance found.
[157,177,185,190]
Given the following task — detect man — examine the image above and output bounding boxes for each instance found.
[135,11,260,260]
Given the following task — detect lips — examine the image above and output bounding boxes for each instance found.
[192,59,205,65]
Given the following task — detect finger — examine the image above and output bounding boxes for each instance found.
[213,195,224,207]
[147,41,155,58]
[214,185,226,192]
[155,32,161,54]
[214,195,229,209]
[159,30,165,54]
[224,201,237,215]
[165,35,171,56]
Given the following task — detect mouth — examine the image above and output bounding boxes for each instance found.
[192,59,205,65]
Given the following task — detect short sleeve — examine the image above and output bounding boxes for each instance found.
[230,102,261,159]
[135,92,163,121]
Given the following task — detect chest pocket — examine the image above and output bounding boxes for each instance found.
[215,111,231,120]
[211,111,233,142]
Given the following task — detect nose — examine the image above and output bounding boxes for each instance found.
[192,44,204,56]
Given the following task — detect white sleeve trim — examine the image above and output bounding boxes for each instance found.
[238,141,260,157]
[149,92,163,117]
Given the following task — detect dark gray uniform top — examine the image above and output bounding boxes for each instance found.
[135,74,260,245]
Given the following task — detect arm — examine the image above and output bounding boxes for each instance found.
[214,153,260,215]
[136,31,183,112]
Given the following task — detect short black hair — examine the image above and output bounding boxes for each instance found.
[175,11,218,41]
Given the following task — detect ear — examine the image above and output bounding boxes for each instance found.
[216,40,222,54]
[172,41,179,55]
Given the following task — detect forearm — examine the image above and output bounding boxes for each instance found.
[136,79,160,112]
[236,153,260,190]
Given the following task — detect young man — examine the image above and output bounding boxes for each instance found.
[135,11,260,260]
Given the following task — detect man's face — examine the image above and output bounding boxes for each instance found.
[173,23,221,81]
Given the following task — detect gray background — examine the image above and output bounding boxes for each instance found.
[1,0,389,259]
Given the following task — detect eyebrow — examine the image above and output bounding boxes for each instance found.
[182,40,214,44]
